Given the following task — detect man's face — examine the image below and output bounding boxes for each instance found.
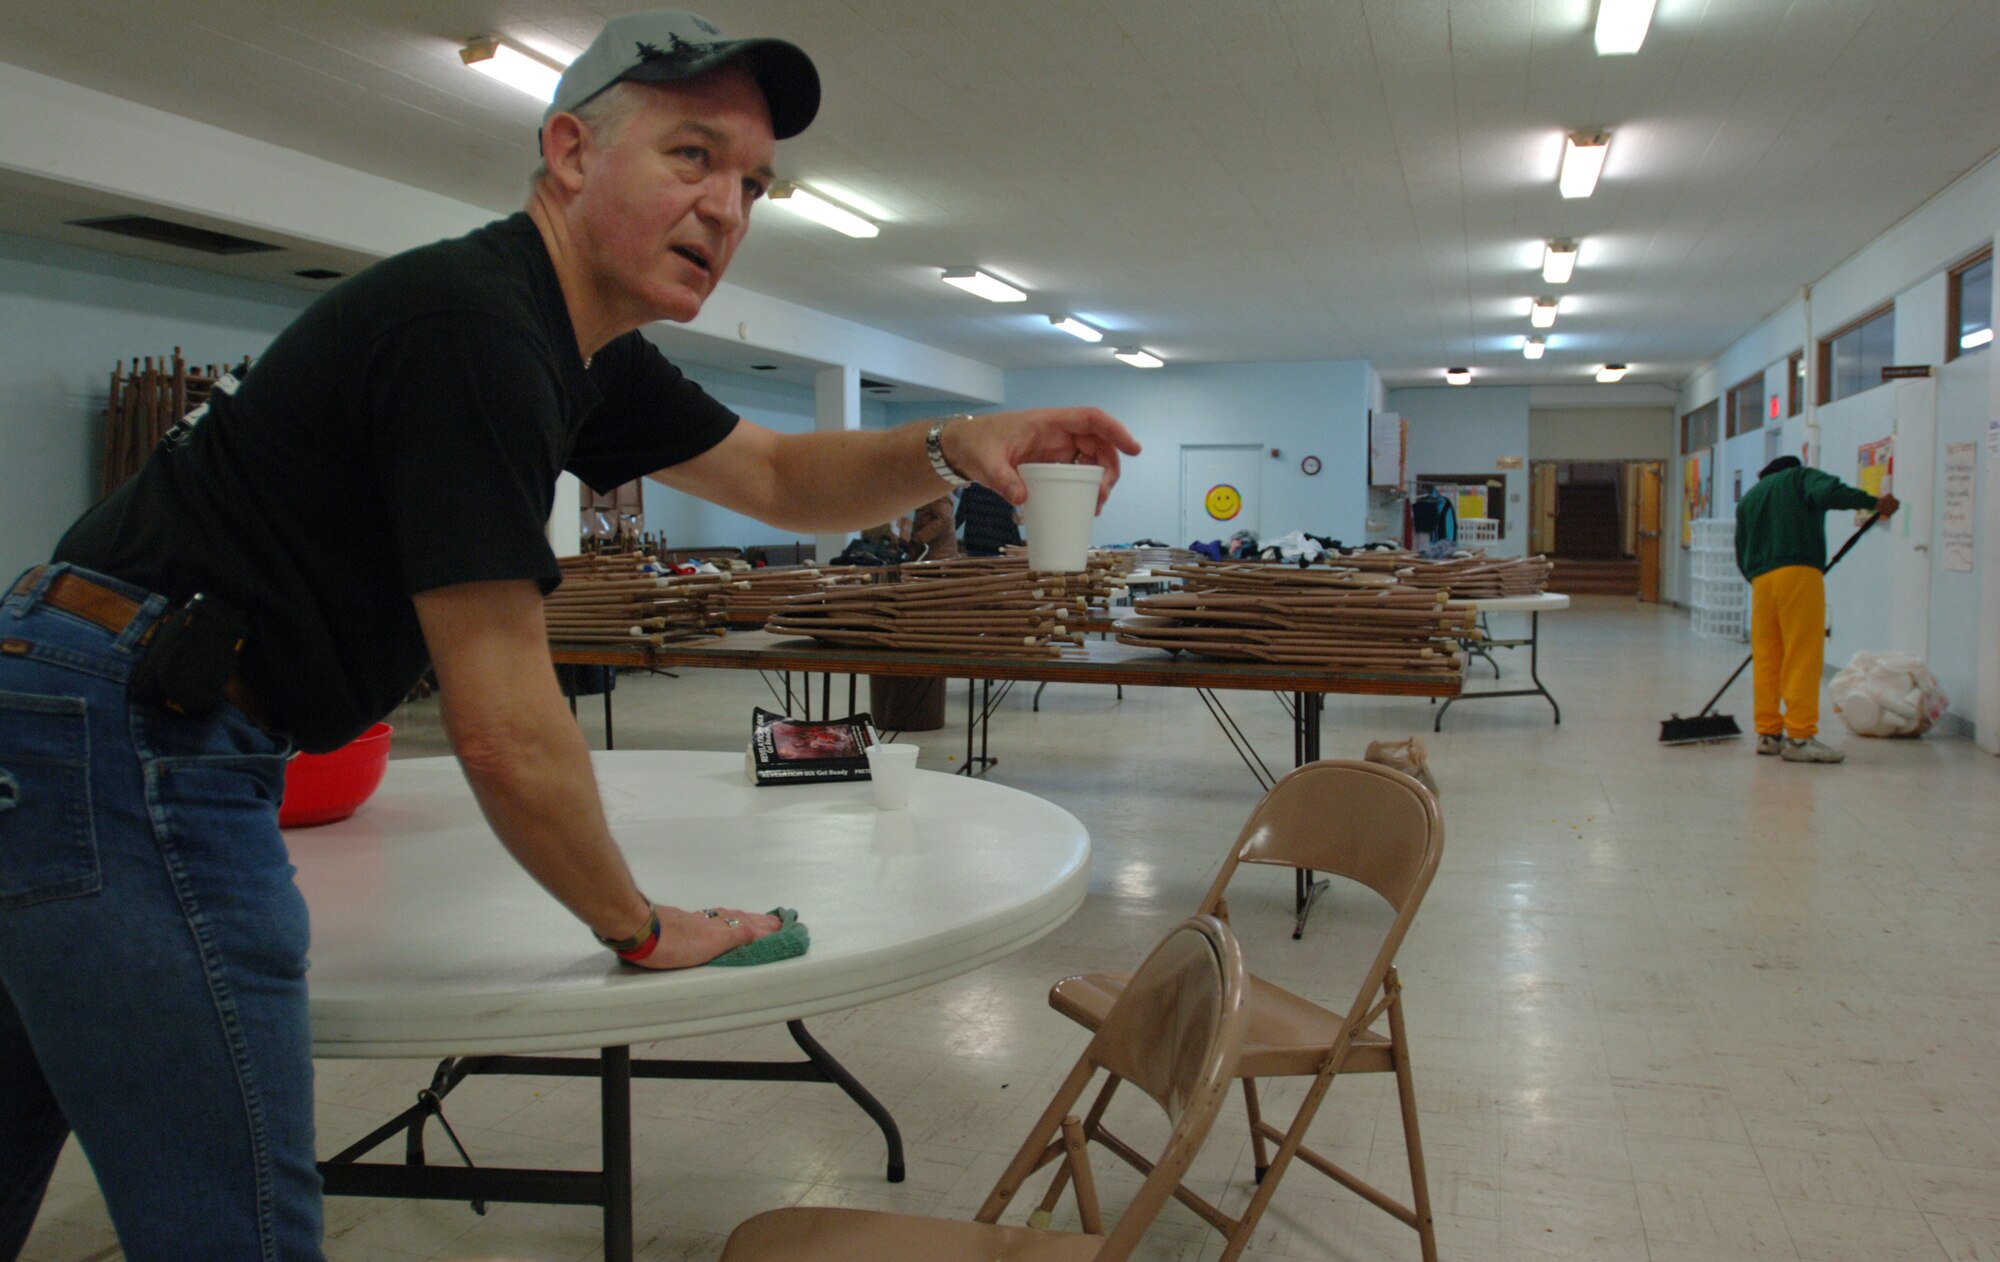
[572,68,776,324]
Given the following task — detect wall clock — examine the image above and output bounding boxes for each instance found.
[1300,455,1322,476]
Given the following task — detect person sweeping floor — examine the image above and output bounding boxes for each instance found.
[1735,455,1898,763]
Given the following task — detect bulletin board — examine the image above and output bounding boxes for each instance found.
[1681,449,1712,547]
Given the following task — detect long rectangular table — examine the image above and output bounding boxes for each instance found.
[555,631,1459,780]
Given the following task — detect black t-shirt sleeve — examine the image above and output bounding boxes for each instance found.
[364,314,566,597]
[566,332,739,493]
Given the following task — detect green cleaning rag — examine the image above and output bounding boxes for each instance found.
[705,907,810,967]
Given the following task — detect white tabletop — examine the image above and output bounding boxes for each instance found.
[1448,591,1572,613]
[291,752,1090,1058]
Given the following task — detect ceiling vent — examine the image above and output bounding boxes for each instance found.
[861,376,895,394]
[68,215,282,256]
[293,268,344,280]
[749,364,780,371]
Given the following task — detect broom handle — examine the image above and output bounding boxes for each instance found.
[1697,512,1883,718]
[1823,510,1882,574]
[1695,652,1755,718]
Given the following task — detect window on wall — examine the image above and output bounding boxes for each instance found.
[1680,400,1719,453]
[1787,351,1804,418]
[1948,247,1992,361]
[1818,304,1895,405]
[1726,374,1764,437]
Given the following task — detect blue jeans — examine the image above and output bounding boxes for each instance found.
[0,564,322,1261]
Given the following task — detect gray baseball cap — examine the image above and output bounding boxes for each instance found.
[546,10,819,140]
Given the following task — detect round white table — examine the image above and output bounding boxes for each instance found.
[1434,592,1571,729]
[297,750,1090,1259]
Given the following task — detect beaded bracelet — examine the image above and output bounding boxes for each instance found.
[598,904,661,963]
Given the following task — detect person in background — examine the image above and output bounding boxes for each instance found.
[1734,455,1897,764]
[957,480,1024,556]
[905,493,959,561]
[0,10,1137,1259]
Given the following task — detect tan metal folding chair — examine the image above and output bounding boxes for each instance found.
[720,914,1248,1262]
[1046,760,1444,1262]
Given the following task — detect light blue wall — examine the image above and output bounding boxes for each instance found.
[924,360,1374,550]
[640,362,893,548]
[0,232,308,581]
[1384,386,1531,558]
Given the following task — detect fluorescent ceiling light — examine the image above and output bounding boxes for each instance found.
[461,36,563,103]
[768,182,878,238]
[1530,298,1559,329]
[1523,338,1546,360]
[1445,367,1472,386]
[1961,327,1994,350]
[1113,348,1164,368]
[1543,239,1579,284]
[1559,132,1611,198]
[1596,363,1629,383]
[1595,0,1658,55]
[942,267,1027,303]
[1050,315,1103,343]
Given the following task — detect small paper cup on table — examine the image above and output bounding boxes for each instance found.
[1019,463,1103,572]
[865,743,920,811]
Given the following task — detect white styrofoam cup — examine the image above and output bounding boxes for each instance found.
[1019,463,1103,572]
[864,742,920,810]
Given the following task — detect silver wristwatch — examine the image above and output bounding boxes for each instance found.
[926,416,974,487]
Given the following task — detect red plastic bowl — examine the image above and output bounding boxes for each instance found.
[279,722,393,829]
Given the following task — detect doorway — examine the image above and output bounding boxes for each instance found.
[1529,460,1664,600]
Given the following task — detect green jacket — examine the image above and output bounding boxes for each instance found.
[1734,466,1878,580]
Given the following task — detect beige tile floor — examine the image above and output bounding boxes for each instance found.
[21,597,2000,1261]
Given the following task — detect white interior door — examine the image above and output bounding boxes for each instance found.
[1888,378,1936,655]
[1181,444,1263,546]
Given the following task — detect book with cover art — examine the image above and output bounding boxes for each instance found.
[746,707,878,785]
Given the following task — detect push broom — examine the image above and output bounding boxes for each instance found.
[1660,510,1882,744]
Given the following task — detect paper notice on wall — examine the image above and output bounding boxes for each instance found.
[1943,442,1976,572]
[1856,438,1892,527]
[1857,438,1892,496]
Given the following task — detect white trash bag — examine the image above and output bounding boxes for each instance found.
[1827,651,1949,737]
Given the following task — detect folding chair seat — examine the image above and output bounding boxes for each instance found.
[721,914,1249,1262]
[1045,760,1444,1262]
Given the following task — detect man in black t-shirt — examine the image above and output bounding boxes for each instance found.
[957,481,1026,555]
[0,10,1138,1259]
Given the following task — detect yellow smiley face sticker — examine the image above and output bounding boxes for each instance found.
[1205,484,1242,520]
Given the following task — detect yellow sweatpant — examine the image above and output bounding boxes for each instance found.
[1750,565,1826,740]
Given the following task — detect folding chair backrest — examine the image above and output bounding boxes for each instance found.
[1216,760,1442,915]
[978,916,1247,1262]
[1085,915,1247,1260]
[1087,914,1247,1126]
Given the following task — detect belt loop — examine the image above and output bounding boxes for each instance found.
[6,563,62,619]
[115,592,170,654]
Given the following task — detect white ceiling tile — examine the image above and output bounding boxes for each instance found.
[0,0,1994,385]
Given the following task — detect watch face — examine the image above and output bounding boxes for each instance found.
[1301,455,1322,476]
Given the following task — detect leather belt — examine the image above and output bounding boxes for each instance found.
[10,566,273,731]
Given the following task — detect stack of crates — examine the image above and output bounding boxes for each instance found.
[1690,518,1747,640]
[1458,517,1501,545]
